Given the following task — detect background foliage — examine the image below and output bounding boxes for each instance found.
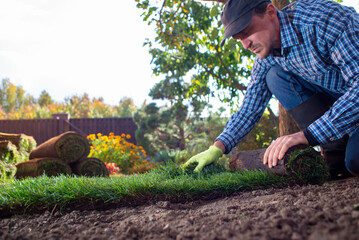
[135,0,273,112]
[0,78,138,119]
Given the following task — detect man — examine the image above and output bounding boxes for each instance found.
[184,0,359,177]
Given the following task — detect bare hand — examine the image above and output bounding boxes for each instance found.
[263,131,309,168]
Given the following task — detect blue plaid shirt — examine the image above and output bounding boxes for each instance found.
[216,0,359,154]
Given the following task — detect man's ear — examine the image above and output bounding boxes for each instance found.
[266,3,278,20]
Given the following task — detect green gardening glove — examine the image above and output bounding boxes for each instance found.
[182,146,223,172]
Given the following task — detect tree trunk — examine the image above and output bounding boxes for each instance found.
[272,0,298,136]
[278,103,300,136]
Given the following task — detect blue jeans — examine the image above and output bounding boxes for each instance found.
[265,65,359,175]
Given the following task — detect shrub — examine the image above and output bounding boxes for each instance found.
[104,162,121,175]
[128,160,158,174]
[0,141,31,181]
[87,133,147,174]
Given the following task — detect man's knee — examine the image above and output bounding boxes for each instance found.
[265,65,293,95]
[346,158,359,177]
[346,139,359,177]
[345,129,359,177]
[266,65,281,92]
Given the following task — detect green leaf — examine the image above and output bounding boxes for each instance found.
[210,28,219,41]
[210,6,219,17]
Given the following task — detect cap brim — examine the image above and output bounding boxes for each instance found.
[220,9,254,47]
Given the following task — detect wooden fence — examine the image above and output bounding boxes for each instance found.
[0,114,138,145]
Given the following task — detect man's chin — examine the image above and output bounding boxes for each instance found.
[256,51,270,59]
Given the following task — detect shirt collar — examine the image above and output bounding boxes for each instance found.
[277,10,301,52]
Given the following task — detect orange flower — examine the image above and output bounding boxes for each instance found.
[88,132,148,174]
[87,134,96,141]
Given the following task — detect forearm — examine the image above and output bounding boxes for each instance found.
[306,83,359,145]
[213,140,226,154]
[216,64,272,154]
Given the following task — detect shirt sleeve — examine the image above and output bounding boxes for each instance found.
[216,58,272,154]
[306,11,359,145]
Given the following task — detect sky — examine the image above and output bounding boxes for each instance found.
[0,0,157,107]
[0,0,358,109]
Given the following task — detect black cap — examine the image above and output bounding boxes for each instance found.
[221,0,270,47]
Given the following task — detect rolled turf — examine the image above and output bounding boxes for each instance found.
[29,131,90,163]
[0,133,36,153]
[70,157,109,177]
[229,144,329,184]
[15,157,71,179]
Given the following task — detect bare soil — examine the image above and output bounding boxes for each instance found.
[1,177,359,240]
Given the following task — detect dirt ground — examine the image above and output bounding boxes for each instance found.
[0,177,358,240]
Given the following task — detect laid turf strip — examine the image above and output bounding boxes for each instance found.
[0,162,299,216]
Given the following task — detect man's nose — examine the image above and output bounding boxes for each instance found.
[240,39,251,49]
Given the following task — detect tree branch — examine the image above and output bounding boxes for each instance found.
[272,0,290,10]
[157,0,166,34]
[157,0,183,36]
[197,0,228,4]
[203,65,247,91]
[266,105,279,127]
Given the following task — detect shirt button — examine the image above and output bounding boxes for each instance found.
[356,123,359,126]
[330,137,335,141]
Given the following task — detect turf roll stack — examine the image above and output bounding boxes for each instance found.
[229,144,330,184]
[29,131,90,163]
[0,133,37,153]
[70,157,109,177]
[16,131,110,178]
[15,157,71,179]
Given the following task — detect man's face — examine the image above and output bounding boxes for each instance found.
[232,6,280,59]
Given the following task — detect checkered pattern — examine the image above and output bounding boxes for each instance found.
[217,0,359,153]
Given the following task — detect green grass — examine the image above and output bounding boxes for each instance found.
[0,162,292,216]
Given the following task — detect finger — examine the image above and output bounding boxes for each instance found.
[272,137,296,167]
[182,158,195,168]
[271,147,281,167]
[276,136,298,163]
[278,142,290,161]
[267,142,277,168]
[268,138,283,168]
[263,148,269,165]
[263,141,274,165]
[271,141,284,167]
[182,160,192,167]
[264,144,277,166]
[194,162,205,172]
